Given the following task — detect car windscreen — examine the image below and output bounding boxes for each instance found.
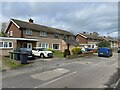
[20,48,31,52]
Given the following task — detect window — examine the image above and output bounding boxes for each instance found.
[54,33,59,38]
[0,42,13,48]
[64,35,67,39]
[4,42,8,48]
[9,42,12,47]
[76,38,79,42]
[0,42,3,47]
[10,31,13,36]
[40,32,47,37]
[92,45,94,48]
[39,43,49,48]
[53,44,60,50]
[70,36,75,40]
[26,30,32,35]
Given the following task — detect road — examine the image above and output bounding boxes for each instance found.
[2,53,118,88]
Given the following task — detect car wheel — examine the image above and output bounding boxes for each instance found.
[40,54,44,58]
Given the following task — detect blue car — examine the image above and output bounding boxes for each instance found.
[98,47,112,57]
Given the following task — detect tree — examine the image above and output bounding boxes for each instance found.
[0,22,7,37]
[97,41,111,48]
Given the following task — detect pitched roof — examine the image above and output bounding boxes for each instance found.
[102,36,118,42]
[64,39,78,45]
[10,18,73,35]
[77,33,102,40]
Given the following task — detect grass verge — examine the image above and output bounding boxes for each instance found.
[53,51,64,58]
[1,56,26,71]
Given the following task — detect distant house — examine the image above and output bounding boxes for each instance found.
[1,18,77,56]
[102,36,118,48]
[76,32,119,49]
[75,32,103,49]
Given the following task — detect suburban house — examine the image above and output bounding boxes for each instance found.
[102,36,118,48]
[76,32,118,49]
[1,18,77,56]
[76,32,104,49]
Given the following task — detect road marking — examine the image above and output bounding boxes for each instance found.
[31,68,69,81]
[34,71,77,88]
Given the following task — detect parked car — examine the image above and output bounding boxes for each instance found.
[14,48,34,59]
[32,47,53,58]
[118,47,120,53]
[98,47,112,57]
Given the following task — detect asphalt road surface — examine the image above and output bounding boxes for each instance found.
[2,53,118,88]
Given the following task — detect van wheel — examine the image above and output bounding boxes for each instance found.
[40,54,44,58]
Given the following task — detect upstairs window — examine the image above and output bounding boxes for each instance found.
[64,35,67,39]
[70,36,75,40]
[40,31,47,37]
[26,30,32,35]
[9,31,13,36]
[54,33,59,38]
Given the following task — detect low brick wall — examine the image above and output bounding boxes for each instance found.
[0,48,13,56]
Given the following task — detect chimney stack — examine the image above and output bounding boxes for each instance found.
[29,18,33,23]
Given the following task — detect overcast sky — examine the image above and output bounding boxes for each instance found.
[1,2,118,37]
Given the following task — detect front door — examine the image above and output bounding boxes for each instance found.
[27,43,32,50]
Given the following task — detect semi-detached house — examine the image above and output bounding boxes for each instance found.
[76,32,118,49]
[1,18,77,56]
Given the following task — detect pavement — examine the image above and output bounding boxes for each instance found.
[2,53,118,88]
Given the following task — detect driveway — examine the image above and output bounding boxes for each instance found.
[2,53,118,88]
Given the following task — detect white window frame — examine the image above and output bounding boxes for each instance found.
[40,31,47,37]
[9,31,13,36]
[26,30,32,35]
[52,43,60,50]
[0,41,13,48]
[54,33,59,38]
[0,42,3,48]
[39,43,49,48]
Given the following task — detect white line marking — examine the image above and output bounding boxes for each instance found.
[34,71,77,88]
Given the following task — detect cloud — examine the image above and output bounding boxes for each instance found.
[1,2,118,37]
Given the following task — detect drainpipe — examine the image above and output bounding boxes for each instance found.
[67,44,70,50]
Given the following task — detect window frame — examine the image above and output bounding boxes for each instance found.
[25,29,32,35]
[0,41,13,48]
[39,43,49,48]
[9,31,13,36]
[40,31,47,37]
[54,33,60,38]
[52,43,60,50]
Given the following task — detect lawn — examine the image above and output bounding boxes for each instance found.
[53,51,64,58]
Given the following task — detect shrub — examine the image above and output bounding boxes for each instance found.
[47,48,55,53]
[93,48,98,53]
[71,47,82,55]
[63,49,70,57]
[97,41,111,48]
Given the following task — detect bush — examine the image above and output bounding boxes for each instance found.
[71,47,82,55]
[93,48,98,53]
[63,49,70,57]
[97,41,111,48]
[47,48,55,53]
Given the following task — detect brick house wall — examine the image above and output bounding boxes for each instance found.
[76,35,88,44]
[7,23,22,38]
